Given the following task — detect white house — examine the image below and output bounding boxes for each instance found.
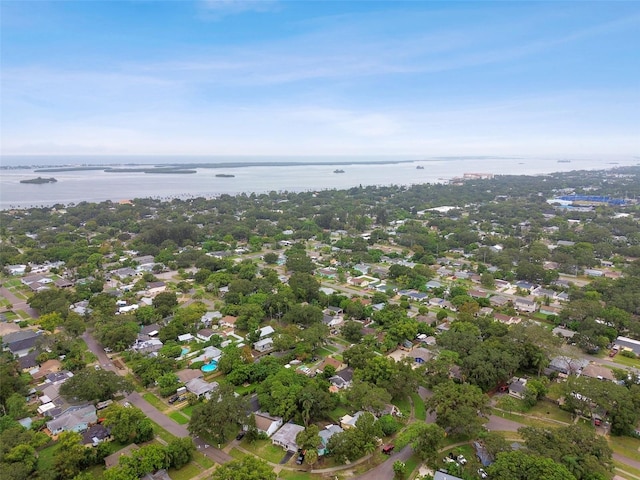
[251,412,283,438]
[272,423,305,452]
[253,337,274,353]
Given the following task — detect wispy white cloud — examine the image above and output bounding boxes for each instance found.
[199,0,279,18]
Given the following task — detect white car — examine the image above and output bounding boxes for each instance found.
[457,454,467,465]
[443,457,458,465]
[478,468,488,478]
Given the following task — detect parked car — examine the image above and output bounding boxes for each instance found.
[235,431,246,441]
[382,444,395,454]
[443,457,458,465]
[457,454,467,465]
[478,468,488,478]
[296,450,306,465]
[168,395,179,404]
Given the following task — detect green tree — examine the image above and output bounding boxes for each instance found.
[188,383,248,443]
[211,456,276,480]
[60,368,133,402]
[39,312,64,332]
[296,425,322,452]
[103,404,154,443]
[54,431,88,479]
[488,451,576,480]
[425,381,490,437]
[401,423,446,463]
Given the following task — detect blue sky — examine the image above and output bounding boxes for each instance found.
[1,0,639,157]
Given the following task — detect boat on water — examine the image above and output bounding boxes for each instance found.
[416,165,425,169]
[557,160,571,163]
[333,169,345,173]
[215,174,235,178]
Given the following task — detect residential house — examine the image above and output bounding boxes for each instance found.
[132,339,163,356]
[547,356,588,376]
[177,333,194,343]
[176,369,204,384]
[253,337,274,353]
[271,423,305,452]
[508,378,528,399]
[540,305,562,316]
[493,313,521,325]
[552,327,576,340]
[47,404,97,435]
[328,367,354,390]
[514,297,537,313]
[251,412,283,438]
[219,315,237,329]
[581,364,615,382]
[257,325,275,338]
[200,311,222,328]
[3,330,43,358]
[82,424,111,447]
[189,346,222,364]
[615,336,640,356]
[30,359,63,381]
[434,472,464,480]
[340,411,367,430]
[489,295,510,307]
[318,425,344,455]
[185,378,219,399]
[197,329,216,343]
[317,356,344,373]
[145,281,166,296]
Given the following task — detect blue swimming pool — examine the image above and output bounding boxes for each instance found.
[201,360,218,373]
[181,347,190,356]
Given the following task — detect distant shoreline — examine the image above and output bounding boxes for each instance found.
[29,159,418,173]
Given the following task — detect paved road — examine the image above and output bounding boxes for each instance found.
[613,453,640,473]
[82,331,117,372]
[486,414,526,432]
[0,286,40,318]
[353,445,413,480]
[82,330,232,465]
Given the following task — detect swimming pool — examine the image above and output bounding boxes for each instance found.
[181,347,190,356]
[201,360,218,373]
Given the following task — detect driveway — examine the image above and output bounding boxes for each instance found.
[353,445,413,480]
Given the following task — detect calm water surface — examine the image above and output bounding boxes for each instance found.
[0,156,635,209]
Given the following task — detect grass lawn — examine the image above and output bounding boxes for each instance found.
[316,347,335,357]
[278,471,315,480]
[193,451,215,469]
[17,310,30,319]
[181,405,194,417]
[168,463,203,480]
[169,411,190,425]
[528,402,572,424]
[610,436,640,462]
[611,354,640,369]
[84,464,106,479]
[411,392,426,421]
[152,422,177,443]
[37,443,58,472]
[240,438,288,464]
[328,405,349,423]
[3,278,22,288]
[392,396,411,417]
[2,311,19,321]
[143,392,167,412]
[229,447,246,460]
[234,384,255,395]
[614,460,640,479]
[403,453,421,477]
